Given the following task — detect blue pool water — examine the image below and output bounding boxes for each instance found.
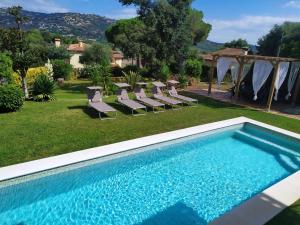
[0,123,300,225]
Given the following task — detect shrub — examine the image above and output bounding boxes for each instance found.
[185,59,203,78]
[157,64,170,81]
[178,74,188,88]
[123,65,140,74]
[0,85,24,112]
[123,71,141,90]
[33,74,55,101]
[200,65,211,82]
[52,60,73,80]
[12,67,50,88]
[88,64,113,95]
[0,53,13,84]
[111,66,124,77]
[80,43,111,65]
[139,67,151,78]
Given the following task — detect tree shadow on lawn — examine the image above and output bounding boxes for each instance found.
[181,91,265,113]
[59,83,91,94]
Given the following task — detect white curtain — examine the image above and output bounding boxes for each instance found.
[217,57,236,86]
[253,60,273,101]
[285,62,300,100]
[231,63,251,84]
[274,62,290,101]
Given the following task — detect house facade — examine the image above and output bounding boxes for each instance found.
[54,38,126,69]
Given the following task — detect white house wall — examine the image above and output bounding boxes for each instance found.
[70,54,84,69]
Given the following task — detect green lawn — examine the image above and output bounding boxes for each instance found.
[0,80,299,224]
[0,80,300,167]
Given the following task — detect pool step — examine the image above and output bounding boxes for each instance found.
[235,130,298,157]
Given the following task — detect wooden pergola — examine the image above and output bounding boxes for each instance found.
[207,54,300,111]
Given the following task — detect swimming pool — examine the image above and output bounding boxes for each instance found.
[0,118,299,225]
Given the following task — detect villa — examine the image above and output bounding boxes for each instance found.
[54,38,126,69]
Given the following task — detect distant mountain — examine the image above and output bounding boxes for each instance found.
[197,40,258,54]
[197,40,224,53]
[0,8,115,40]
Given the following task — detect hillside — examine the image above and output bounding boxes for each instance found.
[0,8,115,40]
[197,40,224,53]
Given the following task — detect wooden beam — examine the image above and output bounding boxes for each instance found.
[208,56,217,95]
[292,71,300,106]
[234,57,245,99]
[266,61,280,111]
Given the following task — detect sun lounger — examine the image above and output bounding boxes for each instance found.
[152,82,182,108]
[87,86,117,120]
[134,82,165,112]
[167,80,198,105]
[115,83,147,115]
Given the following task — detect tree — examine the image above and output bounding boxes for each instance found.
[258,22,300,58]
[26,29,45,47]
[188,9,211,45]
[46,46,70,60]
[105,18,146,67]
[80,43,111,65]
[257,25,283,56]
[1,6,40,98]
[118,0,211,73]
[52,60,73,80]
[224,38,249,49]
[0,53,13,84]
[280,22,300,58]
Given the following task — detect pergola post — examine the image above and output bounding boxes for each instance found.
[208,55,217,95]
[292,72,300,106]
[266,61,280,111]
[234,56,245,99]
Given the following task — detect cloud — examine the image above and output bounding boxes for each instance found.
[105,8,137,19]
[0,0,68,13]
[208,15,300,44]
[284,1,300,9]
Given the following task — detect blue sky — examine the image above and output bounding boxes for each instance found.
[1,0,300,44]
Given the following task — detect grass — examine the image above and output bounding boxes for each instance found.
[0,80,299,223]
[266,199,300,225]
[0,80,300,167]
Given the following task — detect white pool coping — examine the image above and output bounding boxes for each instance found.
[0,117,299,225]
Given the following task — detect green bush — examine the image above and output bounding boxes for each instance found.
[200,65,211,82]
[51,60,73,80]
[88,64,113,95]
[123,71,141,90]
[111,66,124,77]
[0,53,13,84]
[178,74,188,88]
[123,65,140,74]
[185,59,203,78]
[0,85,24,112]
[33,74,55,101]
[80,43,111,65]
[157,64,170,81]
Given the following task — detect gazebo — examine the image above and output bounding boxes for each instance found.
[206,52,300,111]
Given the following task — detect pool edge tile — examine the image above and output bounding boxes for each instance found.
[209,171,300,225]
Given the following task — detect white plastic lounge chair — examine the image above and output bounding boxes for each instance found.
[114,83,147,116]
[152,82,182,109]
[167,80,198,105]
[134,82,165,113]
[87,86,117,120]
